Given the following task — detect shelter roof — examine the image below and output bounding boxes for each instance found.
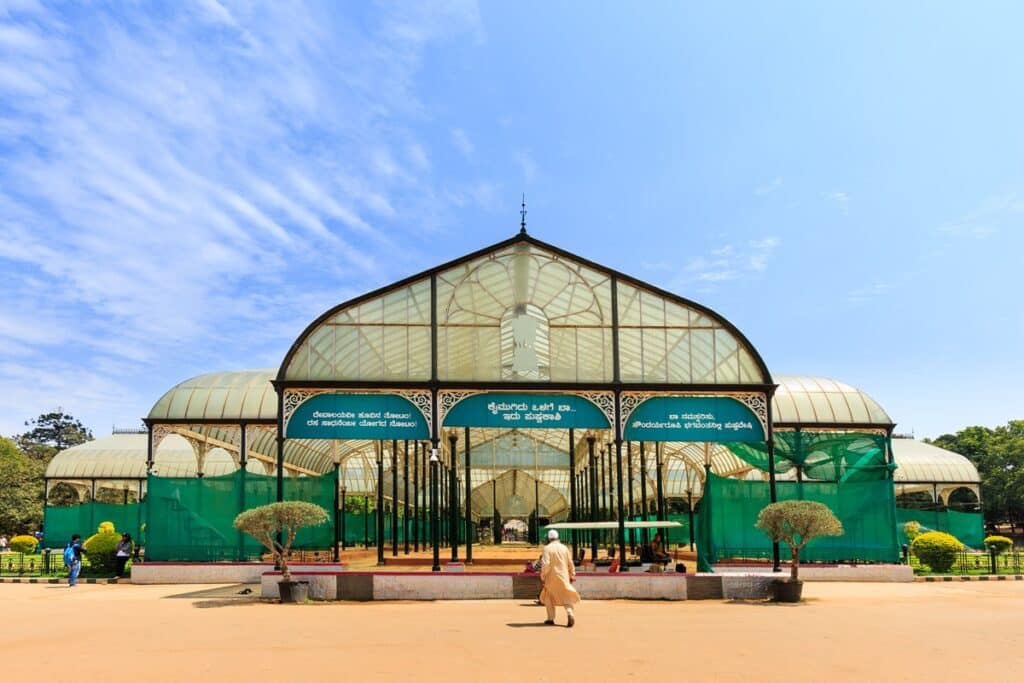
[43,433,259,480]
[891,437,980,484]
[147,369,277,422]
[771,374,892,426]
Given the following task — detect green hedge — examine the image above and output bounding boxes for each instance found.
[911,531,963,573]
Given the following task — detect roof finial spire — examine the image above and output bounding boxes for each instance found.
[519,194,527,235]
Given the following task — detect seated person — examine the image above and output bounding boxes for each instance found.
[650,532,670,563]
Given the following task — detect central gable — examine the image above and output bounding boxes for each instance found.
[280,234,770,385]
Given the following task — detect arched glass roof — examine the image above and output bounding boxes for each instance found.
[771,374,892,426]
[280,235,771,385]
[44,433,264,480]
[148,369,277,421]
[891,437,980,483]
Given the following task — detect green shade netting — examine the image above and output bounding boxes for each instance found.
[43,503,145,548]
[286,473,337,549]
[697,472,900,566]
[145,471,335,562]
[896,507,984,549]
[725,432,892,481]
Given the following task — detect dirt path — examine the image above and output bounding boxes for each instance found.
[2,581,1021,681]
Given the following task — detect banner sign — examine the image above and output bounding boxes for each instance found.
[444,393,609,429]
[624,396,764,442]
[287,394,429,440]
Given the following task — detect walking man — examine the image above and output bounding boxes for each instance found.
[539,529,580,627]
[64,534,85,587]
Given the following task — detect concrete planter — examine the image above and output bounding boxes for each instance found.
[772,579,803,602]
[278,580,309,604]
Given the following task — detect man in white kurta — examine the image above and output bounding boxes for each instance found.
[539,530,580,627]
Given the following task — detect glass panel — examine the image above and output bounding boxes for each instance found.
[284,278,432,381]
[437,243,613,382]
[738,349,760,383]
[617,282,642,325]
[713,329,740,383]
[641,328,667,382]
[665,329,692,383]
[618,327,643,382]
[690,329,716,382]
[809,393,835,422]
[790,392,816,422]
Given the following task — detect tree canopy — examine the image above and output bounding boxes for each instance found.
[0,436,44,537]
[756,500,844,581]
[929,420,1024,532]
[234,501,329,581]
[16,409,93,461]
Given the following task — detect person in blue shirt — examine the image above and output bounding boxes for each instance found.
[64,535,85,587]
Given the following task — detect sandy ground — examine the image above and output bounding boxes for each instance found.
[2,581,1022,682]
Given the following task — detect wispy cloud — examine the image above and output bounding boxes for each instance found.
[825,190,850,214]
[0,1,484,434]
[656,237,781,286]
[938,192,1024,239]
[515,150,538,184]
[847,281,888,304]
[451,128,474,158]
[754,176,783,196]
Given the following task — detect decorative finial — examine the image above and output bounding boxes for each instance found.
[519,194,527,234]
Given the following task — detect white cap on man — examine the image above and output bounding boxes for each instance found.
[547,529,559,541]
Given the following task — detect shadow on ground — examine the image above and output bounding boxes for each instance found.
[725,598,818,607]
[162,584,265,607]
[192,598,265,609]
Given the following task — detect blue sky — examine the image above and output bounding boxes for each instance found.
[0,1,1021,439]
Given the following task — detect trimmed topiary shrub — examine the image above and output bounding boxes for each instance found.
[234,502,328,582]
[984,535,1013,553]
[756,500,844,581]
[903,521,922,543]
[83,521,120,574]
[911,531,963,573]
[9,535,38,554]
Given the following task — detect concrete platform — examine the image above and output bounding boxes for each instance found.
[258,570,777,601]
[132,562,348,584]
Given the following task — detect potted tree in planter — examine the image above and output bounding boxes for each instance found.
[756,500,843,602]
[234,501,329,603]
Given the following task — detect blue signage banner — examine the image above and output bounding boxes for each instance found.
[624,396,764,443]
[287,393,429,440]
[444,393,610,429]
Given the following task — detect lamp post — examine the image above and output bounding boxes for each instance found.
[430,445,441,572]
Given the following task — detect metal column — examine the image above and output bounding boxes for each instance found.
[640,442,649,545]
[615,439,626,569]
[413,441,420,552]
[464,427,473,564]
[391,440,399,557]
[448,432,458,562]
[332,462,340,562]
[655,442,666,521]
[568,428,577,562]
[430,442,440,571]
[626,441,635,553]
[376,441,385,566]
[403,440,410,555]
[588,436,598,559]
